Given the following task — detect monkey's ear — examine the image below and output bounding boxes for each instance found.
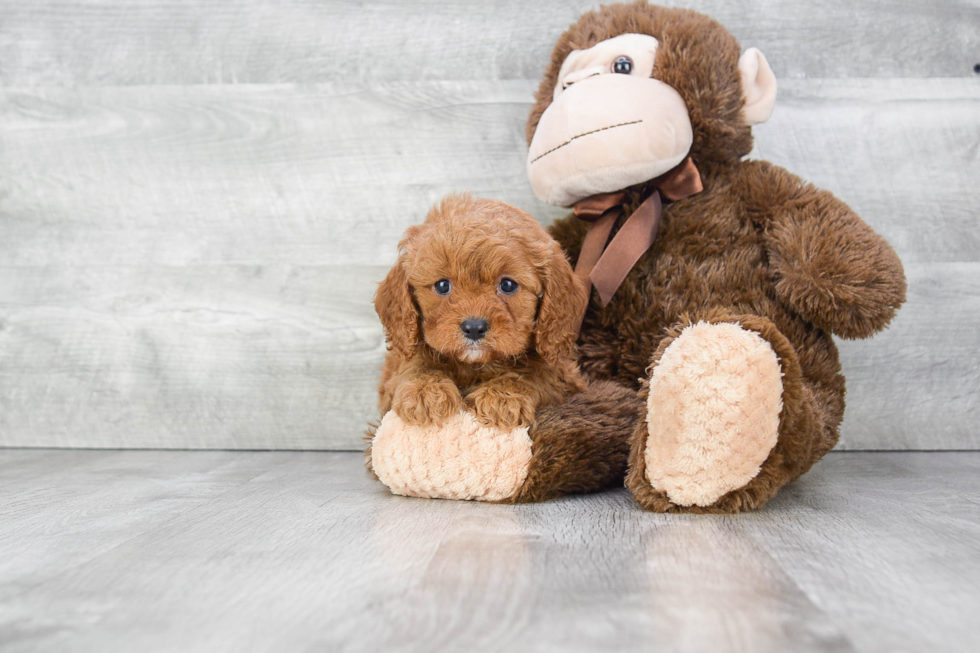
[374,258,421,359]
[535,243,587,369]
[739,48,777,126]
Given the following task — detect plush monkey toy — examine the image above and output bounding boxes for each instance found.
[370,2,906,513]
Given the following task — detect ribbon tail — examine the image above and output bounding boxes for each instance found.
[572,207,620,330]
[589,191,663,306]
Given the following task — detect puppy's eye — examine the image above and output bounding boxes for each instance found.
[433,279,451,295]
[613,56,633,74]
[498,278,519,295]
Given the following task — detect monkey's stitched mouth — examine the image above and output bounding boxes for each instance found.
[529,120,643,164]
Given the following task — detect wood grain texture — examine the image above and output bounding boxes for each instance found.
[837,263,980,449]
[0,449,294,600]
[1,0,978,87]
[0,82,550,268]
[0,265,386,449]
[754,452,980,653]
[0,450,978,652]
[2,78,977,449]
[2,79,977,268]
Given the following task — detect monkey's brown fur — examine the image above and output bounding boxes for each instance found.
[499,380,643,504]
[512,2,906,512]
[373,194,588,431]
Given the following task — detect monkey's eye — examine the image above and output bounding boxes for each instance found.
[434,279,451,295]
[498,278,519,295]
[612,56,633,75]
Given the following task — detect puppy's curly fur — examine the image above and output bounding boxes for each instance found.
[374,194,588,429]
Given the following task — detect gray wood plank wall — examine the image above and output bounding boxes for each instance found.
[1,1,978,450]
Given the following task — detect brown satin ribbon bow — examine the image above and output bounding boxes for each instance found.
[572,156,703,324]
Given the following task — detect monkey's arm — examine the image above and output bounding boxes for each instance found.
[740,161,907,339]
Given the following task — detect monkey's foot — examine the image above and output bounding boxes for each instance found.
[370,410,532,501]
[640,321,783,507]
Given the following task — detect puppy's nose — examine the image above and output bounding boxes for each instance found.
[460,318,489,341]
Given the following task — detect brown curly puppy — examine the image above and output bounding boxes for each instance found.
[374,194,587,430]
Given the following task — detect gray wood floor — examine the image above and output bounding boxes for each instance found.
[1,450,977,653]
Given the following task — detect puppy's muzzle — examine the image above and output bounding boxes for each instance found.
[460,318,489,341]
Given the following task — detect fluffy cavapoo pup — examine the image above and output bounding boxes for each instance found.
[374,194,588,431]
[374,195,586,428]
[367,195,620,502]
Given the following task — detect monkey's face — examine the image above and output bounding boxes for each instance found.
[527,34,694,207]
[526,10,778,209]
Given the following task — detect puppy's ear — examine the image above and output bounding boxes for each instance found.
[375,254,421,359]
[535,242,587,368]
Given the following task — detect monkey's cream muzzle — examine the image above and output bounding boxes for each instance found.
[527,33,694,208]
[527,76,693,207]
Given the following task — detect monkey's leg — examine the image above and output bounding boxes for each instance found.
[625,312,834,513]
[366,380,641,503]
[499,380,642,504]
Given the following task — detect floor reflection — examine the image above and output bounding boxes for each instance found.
[361,493,853,652]
[643,519,852,652]
[368,498,533,649]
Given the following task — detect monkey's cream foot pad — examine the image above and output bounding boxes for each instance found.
[645,322,784,507]
[371,411,532,501]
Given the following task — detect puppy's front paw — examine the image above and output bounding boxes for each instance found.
[466,386,535,430]
[392,378,462,427]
